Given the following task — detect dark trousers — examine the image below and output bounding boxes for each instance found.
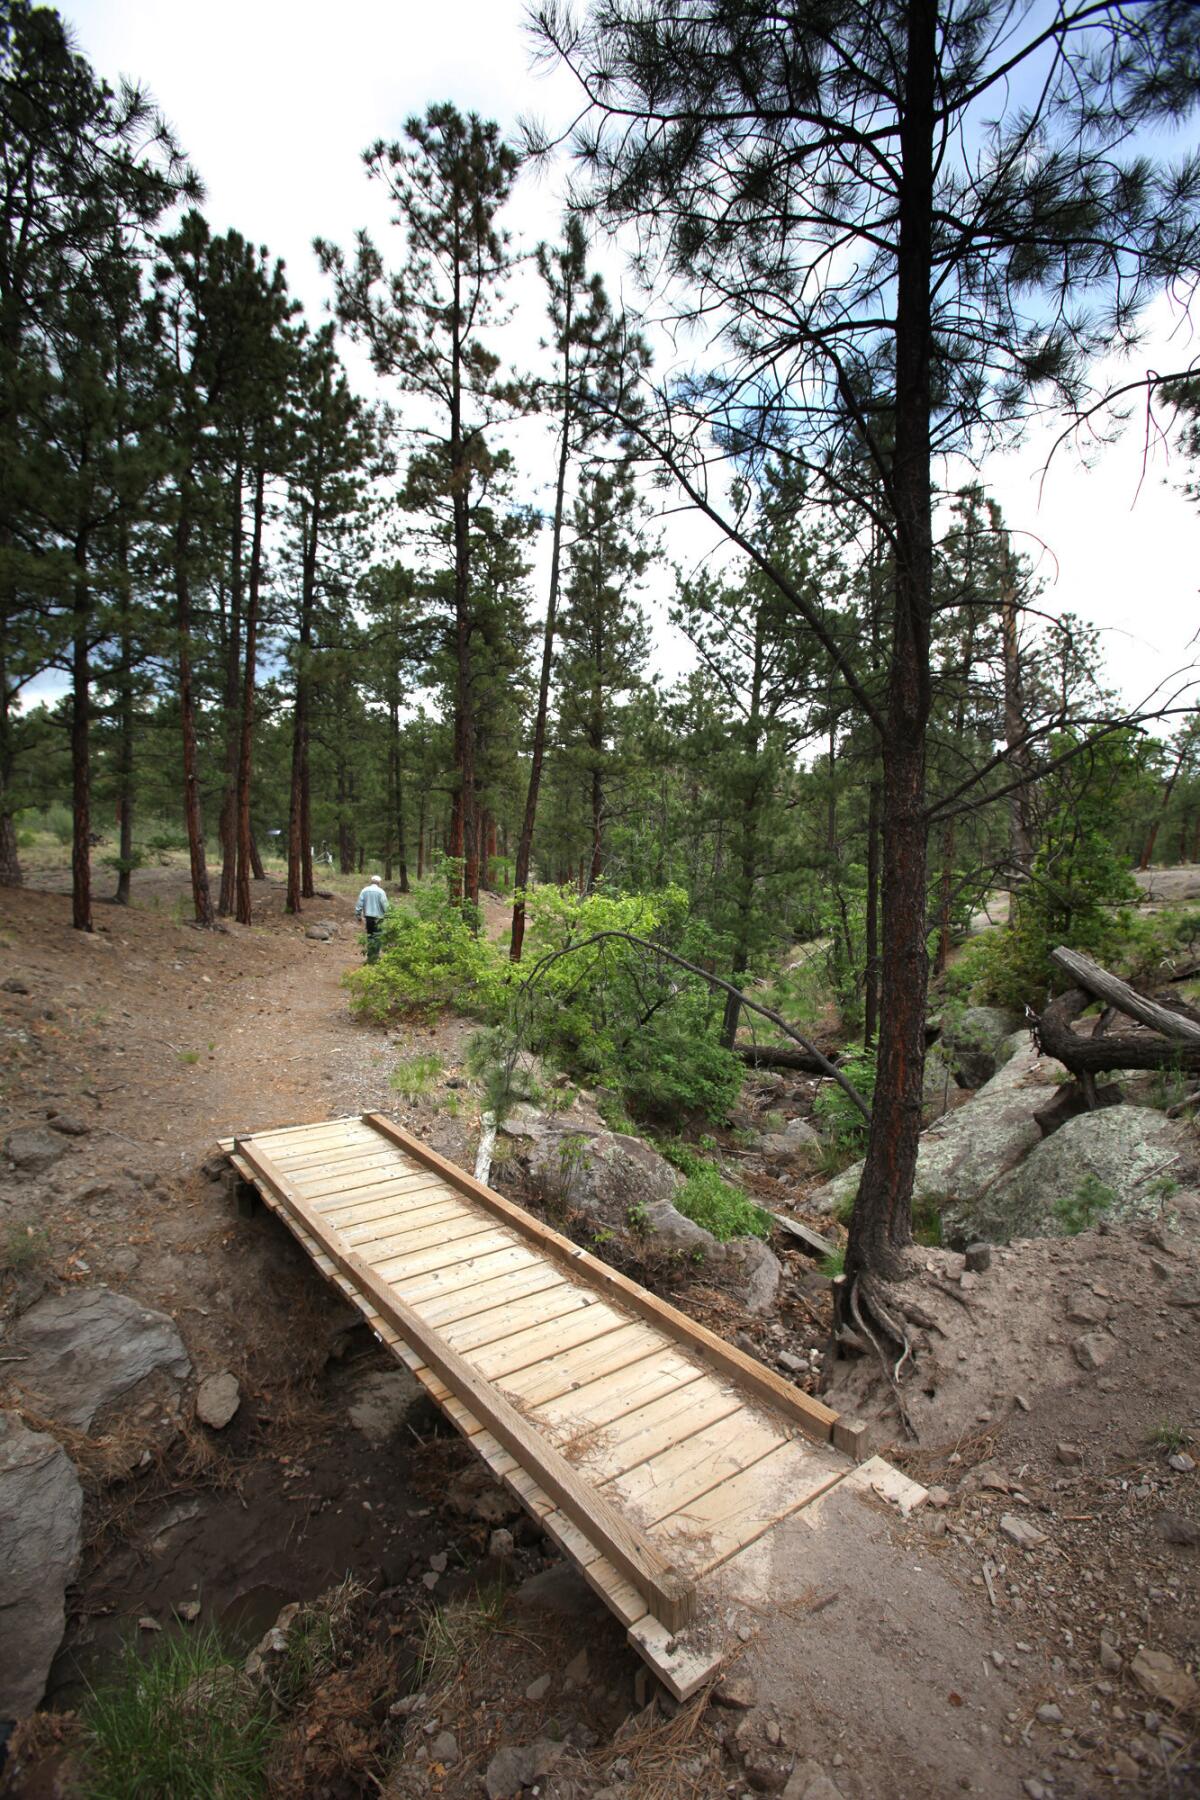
[364,916,382,963]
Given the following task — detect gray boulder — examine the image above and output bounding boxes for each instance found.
[3,1127,68,1174]
[501,1099,782,1306]
[7,1287,192,1430]
[0,1412,83,1716]
[939,1006,1022,1089]
[759,1115,821,1160]
[978,1105,1185,1242]
[811,1032,1060,1223]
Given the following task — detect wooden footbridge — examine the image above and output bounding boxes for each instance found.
[220,1113,922,1695]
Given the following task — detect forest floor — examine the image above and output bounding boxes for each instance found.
[0,856,1197,1798]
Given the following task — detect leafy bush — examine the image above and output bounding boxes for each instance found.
[345,885,507,1021]
[517,884,743,1124]
[813,1051,876,1151]
[674,1163,772,1241]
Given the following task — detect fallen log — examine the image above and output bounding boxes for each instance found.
[736,1044,840,1074]
[1035,988,1200,1079]
[1050,947,1200,1046]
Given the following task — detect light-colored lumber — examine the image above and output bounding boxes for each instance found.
[531,1353,704,1432]
[569,1382,743,1481]
[440,1283,600,1355]
[393,1244,545,1308]
[320,1188,460,1230]
[232,1135,696,1633]
[471,1303,632,1382]
[371,1226,515,1284]
[346,1209,496,1260]
[500,1323,665,1407]
[415,1264,569,1331]
[362,1112,838,1445]
[607,1412,786,1522]
[654,1438,847,1576]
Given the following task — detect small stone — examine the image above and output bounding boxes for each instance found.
[138,1615,162,1632]
[389,1693,425,1718]
[430,1730,458,1766]
[1165,1283,1199,1309]
[1155,1510,1200,1547]
[421,1571,439,1590]
[1000,1515,1048,1551]
[1056,1443,1084,1467]
[1167,1452,1195,1473]
[195,1371,240,1429]
[2,977,30,994]
[777,1350,806,1375]
[488,1527,515,1559]
[563,1647,588,1686]
[176,1599,201,1623]
[47,1113,89,1137]
[991,1650,1005,1668]
[1022,1781,1046,1799]
[1099,1638,1123,1673]
[525,1673,551,1702]
[428,1551,448,1573]
[981,1470,1010,1493]
[713,1675,756,1710]
[1037,1702,1063,1725]
[3,1127,67,1173]
[1130,1647,1199,1711]
[926,1486,951,1508]
[964,1243,992,1272]
[1112,1750,1140,1779]
[1066,1292,1106,1325]
[1072,1332,1115,1372]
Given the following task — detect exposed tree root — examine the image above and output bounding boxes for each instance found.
[837,1266,949,1440]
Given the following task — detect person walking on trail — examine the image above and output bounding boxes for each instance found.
[355,875,389,963]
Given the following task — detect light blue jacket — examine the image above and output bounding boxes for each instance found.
[356,883,389,920]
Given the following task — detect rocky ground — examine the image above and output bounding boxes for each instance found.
[0,864,1197,1798]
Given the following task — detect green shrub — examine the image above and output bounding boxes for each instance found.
[813,1051,876,1151]
[346,886,507,1020]
[1054,1173,1117,1234]
[674,1163,772,1241]
[80,1628,274,1799]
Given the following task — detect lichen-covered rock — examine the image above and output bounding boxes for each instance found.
[0,1412,83,1716]
[8,1287,192,1430]
[810,1034,1062,1223]
[501,1098,779,1293]
[978,1105,1185,1241]
[939,1006,1022,1089]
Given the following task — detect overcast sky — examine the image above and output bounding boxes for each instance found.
[59,0,1200,719]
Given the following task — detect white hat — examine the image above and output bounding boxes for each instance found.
[370,875,382,883]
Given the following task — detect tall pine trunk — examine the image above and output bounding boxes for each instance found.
[218,462,244,916]
[70,530,92,933]
[863,776,882,1047]
[176,474,215,928]
[113,521,135,906]
[846,0,936,1285]
[234,464,265,924]
[287,494,319,914]
[511,320,573,960]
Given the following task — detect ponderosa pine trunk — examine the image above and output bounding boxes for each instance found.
[287,491,319,914]
[846,0,936,1285]
[511,315,574,961]
[176,477,215,928]
[0,534,22,887]
[113,526,135,906]
[218,461,244,917]
[234,464,264,925]
[70,532,92,933]
[863,777,882,1047]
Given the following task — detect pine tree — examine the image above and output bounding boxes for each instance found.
[535,0,1200,1297]
[318,102,522,906]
